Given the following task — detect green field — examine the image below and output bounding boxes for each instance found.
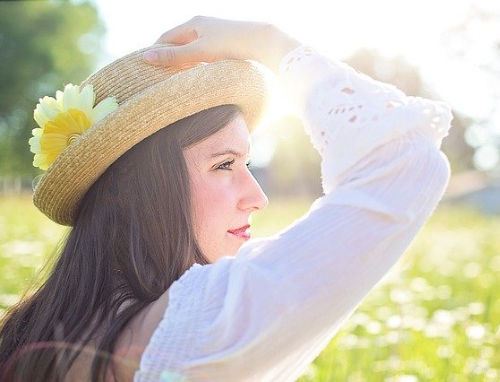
[1,195,499,381]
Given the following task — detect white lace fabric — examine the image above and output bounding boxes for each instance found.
[276,45,452,193]
[134,45,453,381]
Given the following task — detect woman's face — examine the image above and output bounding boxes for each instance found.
[183,114,269,263]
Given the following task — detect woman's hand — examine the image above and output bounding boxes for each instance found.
[142,15,301,73]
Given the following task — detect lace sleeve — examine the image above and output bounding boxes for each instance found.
[277,45,453,193]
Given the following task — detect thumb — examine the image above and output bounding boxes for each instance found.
[143,43,203,67]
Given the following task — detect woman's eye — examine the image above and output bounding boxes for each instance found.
[217,159,235,170]
[216,159,252,171]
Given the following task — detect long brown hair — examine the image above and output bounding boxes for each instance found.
[0,104,243,381]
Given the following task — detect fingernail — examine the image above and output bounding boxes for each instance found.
[143,51,158,63]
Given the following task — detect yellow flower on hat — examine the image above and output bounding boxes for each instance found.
[29,83,118,170]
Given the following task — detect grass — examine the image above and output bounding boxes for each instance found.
[0,194,499,381]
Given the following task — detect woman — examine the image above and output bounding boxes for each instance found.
[0,16,452,381]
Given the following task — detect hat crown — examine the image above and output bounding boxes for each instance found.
[80,44,185,106]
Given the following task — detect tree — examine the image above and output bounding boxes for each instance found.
[0,0,105,178]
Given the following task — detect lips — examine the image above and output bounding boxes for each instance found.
[228,224,251,240]
[228,224,250,234]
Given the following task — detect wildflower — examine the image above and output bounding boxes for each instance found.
[29,84,118,170]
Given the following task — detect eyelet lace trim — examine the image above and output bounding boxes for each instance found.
[277,45,453,192]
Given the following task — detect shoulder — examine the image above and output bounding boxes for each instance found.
[112,289,171,380]
[119,288,170,353]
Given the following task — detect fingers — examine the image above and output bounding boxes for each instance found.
[154,17,200,45]
[154,25,199,45]
[143,42,204,67]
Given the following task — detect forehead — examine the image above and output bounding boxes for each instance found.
[191,114,251,154]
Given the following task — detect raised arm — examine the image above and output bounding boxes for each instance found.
[136,28,453,382]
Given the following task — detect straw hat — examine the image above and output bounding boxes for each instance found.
[31,43,271,226]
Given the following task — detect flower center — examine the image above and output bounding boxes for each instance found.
[67,133,81,145]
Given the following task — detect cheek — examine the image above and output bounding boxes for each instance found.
[191,176,234,233]
[191,176,240,260]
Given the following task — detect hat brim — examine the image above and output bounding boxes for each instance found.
[33,59,270,226]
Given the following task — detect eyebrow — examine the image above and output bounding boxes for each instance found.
[210,146,250,158]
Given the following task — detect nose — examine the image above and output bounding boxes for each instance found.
[238,170,269,212]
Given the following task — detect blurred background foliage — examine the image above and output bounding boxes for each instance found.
[0,0,104,178]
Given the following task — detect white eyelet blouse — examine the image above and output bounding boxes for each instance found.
[133,44,453,382]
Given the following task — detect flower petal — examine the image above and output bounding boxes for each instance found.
[55,89,64,109]
[33,152,50,171]
[39,130,70,170]
[68,109,92,134]
[90,97,118,123]
[62,84,81,111]
[34,96,60,128]
[79,84,95,116]
[28,128,43,154]
[32,127,43,137]
[44,110,90,136]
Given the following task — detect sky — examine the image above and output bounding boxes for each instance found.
[91,0,500,170]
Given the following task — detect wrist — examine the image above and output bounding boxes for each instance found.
[259,24,302,74]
